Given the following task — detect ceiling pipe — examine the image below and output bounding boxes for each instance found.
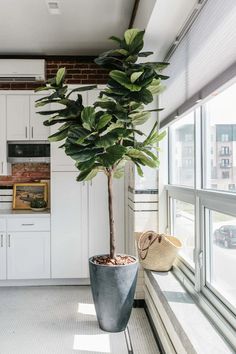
[129,0,141,28]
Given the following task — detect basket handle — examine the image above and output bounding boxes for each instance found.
[138,231,162,260]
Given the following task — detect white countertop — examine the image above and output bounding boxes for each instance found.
[0,209,50,217]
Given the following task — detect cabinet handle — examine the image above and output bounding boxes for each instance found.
[8,234,10,248]
[25,126,28,139]
[1,234,3,248]
[21,223,34,226]
[1,162,3,174]
[31,127,34,139]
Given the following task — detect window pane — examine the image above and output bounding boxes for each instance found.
[172,200,195,267]
[206,210,236,309]
[205,83,236,192]
[170,112,195,187]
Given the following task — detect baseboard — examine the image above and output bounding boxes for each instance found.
[133,298,165,354]
[0,278,90,287]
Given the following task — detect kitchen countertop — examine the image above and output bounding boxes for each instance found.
[0,209,50,217]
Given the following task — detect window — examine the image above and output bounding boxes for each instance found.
[204,82,236,192]
[221,159,230,168]
[221,146,230,156]
[206,210,236,309]
[221,134,229,142]
[172,200,195,267]
[222,171,230,179]
[169,112,195,187]
[166,81,236,336]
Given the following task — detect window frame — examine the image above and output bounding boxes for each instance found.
[165,80,236,346]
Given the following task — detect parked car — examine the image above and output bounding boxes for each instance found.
[214,225,236,248]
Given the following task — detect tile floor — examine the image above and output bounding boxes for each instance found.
[0,285,159,354]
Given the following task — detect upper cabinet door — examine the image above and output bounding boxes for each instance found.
[87,89,100,105]
[6,95,30,140]
[30,95,50,140]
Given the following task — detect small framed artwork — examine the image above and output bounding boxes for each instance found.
[12,183,48,210]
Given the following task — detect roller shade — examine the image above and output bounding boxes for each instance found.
[160,0,236,127]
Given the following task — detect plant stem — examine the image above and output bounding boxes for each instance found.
[108,170,115,259]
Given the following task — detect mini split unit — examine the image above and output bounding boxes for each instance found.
[0,59,45,82]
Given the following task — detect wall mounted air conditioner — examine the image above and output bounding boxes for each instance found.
[0,59,45,82]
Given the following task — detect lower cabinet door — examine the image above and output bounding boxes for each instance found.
[7,232,50,280]
[51,172,88,279]
[0,233,6,280]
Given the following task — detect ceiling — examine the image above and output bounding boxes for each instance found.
[0,0,198,58]
[135,0,199,61]
[0,0,135,56]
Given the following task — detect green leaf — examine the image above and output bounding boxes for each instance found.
[94,99,116,110]
[134,162,144,177]
[34,86,51,92]
[127,149,158,168]
[97,114,112,130]
[65,146,103,162]
[130,71,143,83]
[66,85,97,98]
[109,35,122,44]
[129,111,151,125]
[100,145,127,167]
[56,67,66,86]
[48,128,68,142]
[138,51,153,57]
[102,122,124,134]
[81,106,96,131]
[109,70,141,92]
[113,49,129,56]
[76,158,96,171]
[124,29,140,45]
[95,133,117,149]
[76,168,98,182]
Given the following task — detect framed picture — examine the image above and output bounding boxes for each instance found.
[12,183,48,210]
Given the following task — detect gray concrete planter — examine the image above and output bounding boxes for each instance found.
[89,255,138,332]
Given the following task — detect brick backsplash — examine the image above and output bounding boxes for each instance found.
[0,163,50,186]
[0,57,108,90]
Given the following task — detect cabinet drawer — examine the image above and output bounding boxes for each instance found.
[7,217,50,232]
[0,218,6,231]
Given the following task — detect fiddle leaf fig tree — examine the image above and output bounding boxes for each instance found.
[35,29,169,261]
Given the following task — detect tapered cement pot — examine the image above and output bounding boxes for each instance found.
[89,255,138,332]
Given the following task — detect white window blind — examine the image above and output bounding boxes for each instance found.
[160,0,236,127]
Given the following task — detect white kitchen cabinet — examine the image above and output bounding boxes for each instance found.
[7,231,50,280]
[0,218,7,280]
[6,95,30,140]
[30,95,50,140]
[6,93,49,141]
[51,171,125,278]
[0,95,9,176]
[51,172,88,278]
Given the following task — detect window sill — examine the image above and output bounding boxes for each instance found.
[144,270,234,354]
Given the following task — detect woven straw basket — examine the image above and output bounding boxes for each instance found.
[137,231,182,271]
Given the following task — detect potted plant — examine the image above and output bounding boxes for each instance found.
[35,28,168,332]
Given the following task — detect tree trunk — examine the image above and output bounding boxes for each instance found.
[108,171,115,259]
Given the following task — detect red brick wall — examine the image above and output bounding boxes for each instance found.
[0,163,50,186]
[0,57,108,90]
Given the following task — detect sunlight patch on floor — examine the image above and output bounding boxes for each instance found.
[77,302,96,316]
[73,334,111,352]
